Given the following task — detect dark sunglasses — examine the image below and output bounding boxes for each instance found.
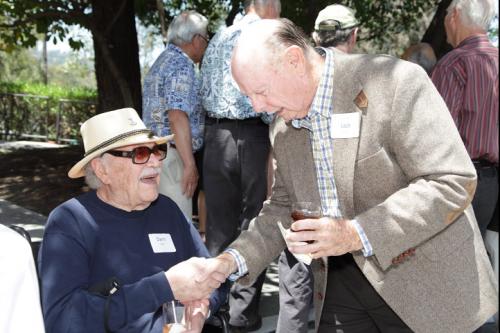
[105,144,168,164]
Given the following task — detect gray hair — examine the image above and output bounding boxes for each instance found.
[406,49,436,75]
[264,18,315,66]
[312,25,357,48]
[166,10,208,46]
[83,154,111,190]
[448,0,496,30]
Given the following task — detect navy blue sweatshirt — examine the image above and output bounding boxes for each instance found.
[39,192,226,332]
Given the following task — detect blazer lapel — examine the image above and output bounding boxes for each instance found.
[330,53,364,218]
[284,123,322,207]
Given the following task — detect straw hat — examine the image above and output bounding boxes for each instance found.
[314,4,359,31]
[68,108,173,179]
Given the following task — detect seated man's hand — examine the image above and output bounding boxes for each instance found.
[197,253,237,283]
[182,299,210,333]
[165,258,222,302]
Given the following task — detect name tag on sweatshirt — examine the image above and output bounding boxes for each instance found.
[149,234,176,253]
[331,112,361,139]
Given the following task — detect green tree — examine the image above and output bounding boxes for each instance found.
[0,0,449,114]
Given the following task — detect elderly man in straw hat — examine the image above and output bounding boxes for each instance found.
[38,108,227,333]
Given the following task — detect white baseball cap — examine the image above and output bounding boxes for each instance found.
[314,4,359,31]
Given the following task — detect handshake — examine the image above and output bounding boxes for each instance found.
[165,253,237,302]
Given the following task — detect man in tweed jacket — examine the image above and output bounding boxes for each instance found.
[202,19,498,333]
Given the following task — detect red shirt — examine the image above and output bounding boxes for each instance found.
[432,34,498,164]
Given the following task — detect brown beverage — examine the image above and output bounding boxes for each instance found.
[291,209,320,221]
[291,203,321,243]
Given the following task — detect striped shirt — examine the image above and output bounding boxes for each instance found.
[432,34,498,164]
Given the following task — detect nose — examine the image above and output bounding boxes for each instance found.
[251,95,268,113]
[147,152,162,167]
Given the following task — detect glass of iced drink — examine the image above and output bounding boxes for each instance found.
[162,300,191,333]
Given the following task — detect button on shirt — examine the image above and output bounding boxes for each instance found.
[200,13,273,124]
[143,43,205,152]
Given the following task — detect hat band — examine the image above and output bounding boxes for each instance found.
[84,129,154,157]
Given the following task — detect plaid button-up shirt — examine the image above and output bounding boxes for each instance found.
[228,48,373,279]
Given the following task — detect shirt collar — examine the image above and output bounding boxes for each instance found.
[167,43,194,65]
[292,47,335,130]
[456,33,491,48]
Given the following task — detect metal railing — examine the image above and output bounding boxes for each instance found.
[0,93,97,144]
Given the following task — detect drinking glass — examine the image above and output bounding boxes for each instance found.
[162,300,191,333]
[291,202,321,221]
[291,202,321,243]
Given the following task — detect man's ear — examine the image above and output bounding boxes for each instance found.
[284,45,306,76]
[91,157,111,185]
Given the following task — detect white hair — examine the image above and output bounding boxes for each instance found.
[84,154,110,190]
[448,0,496,30]
[166,10,208,46]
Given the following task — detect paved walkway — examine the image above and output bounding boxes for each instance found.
[0,199,46,241]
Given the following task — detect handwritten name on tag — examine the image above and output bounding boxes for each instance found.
[148,233,176,253]
[331,112,361,139]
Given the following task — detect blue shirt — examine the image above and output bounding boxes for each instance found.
[143,43,205,152]
[200,14,273,123]
[39,192,227,333]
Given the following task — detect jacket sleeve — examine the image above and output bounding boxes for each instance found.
[355,64,477,270]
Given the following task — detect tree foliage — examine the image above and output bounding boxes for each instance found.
[0,0,448,112]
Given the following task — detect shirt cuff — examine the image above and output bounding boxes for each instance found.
[351,219,373,257]
[223,248,248,281]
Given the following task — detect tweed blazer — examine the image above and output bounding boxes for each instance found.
[229,51,498,333]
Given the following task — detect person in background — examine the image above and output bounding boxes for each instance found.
[202,18,498,333]
[311,4,360,52]
[432,1,498,330]
[142,10,209,220]
[200,0,281,331]
[401,42,437,75]
[432,0,498,239]
[277,4,361,332]
[0,224,45,333]
[38,108,226,333]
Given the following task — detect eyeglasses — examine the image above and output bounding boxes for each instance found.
[197,34,210,43]
[105,144,167,164]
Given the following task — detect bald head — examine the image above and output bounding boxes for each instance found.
[245,0,281,19]
[401,43,437,75]
[232,19,312,72]
[231,19,321,121]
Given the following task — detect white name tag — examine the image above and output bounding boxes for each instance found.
[148,234,176,253]
[331,112,361,139]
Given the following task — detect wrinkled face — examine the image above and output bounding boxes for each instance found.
[97,142,162,211]
[232,50,310,122]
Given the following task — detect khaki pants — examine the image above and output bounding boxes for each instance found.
[159,147,192,219]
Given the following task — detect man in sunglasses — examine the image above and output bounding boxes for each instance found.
[38,108,227,333]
